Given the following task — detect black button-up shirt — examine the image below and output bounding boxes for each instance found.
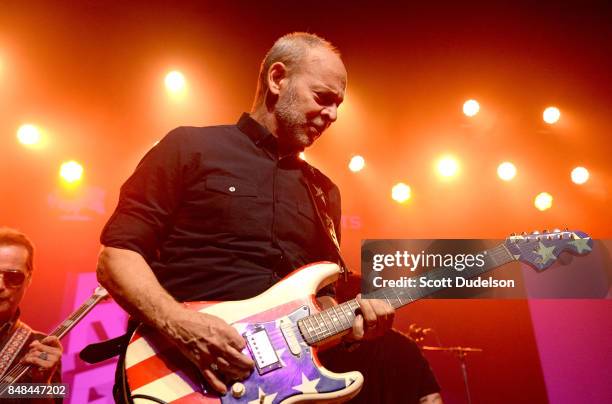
[101,114,341,301]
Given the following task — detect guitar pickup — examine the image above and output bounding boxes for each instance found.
[279,317,302,356]
[244,326,282,375]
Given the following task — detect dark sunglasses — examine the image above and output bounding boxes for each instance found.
[0,270,27,288]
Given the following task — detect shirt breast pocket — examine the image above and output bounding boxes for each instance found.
[203,175,263,236]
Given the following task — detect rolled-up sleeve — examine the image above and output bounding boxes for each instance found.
[100,127,191,261]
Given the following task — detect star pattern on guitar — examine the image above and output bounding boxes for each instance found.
[570,236,592,254]
[248,387,278,404]
[291,373,321,394]
[535,242,556,264]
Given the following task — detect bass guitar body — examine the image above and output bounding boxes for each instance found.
[123,262,362,403]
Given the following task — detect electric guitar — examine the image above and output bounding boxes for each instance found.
[123,230,593,403]
[0,286,109,392]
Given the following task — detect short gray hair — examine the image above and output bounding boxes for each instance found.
[252,32,340,109]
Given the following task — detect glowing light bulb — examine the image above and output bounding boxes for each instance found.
[543,107,561,124]
[534,192,553,211]
[348,155,365,172]
[436,155,460,179]
[571,167,589,185]
[497,162,517,181]
[17,124,42,146]
[60,160,84,184]
[392,183,411,204]
[463,99,480,117]
[164,70,186,93]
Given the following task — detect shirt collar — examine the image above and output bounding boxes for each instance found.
[237,113,277,152]
[237,113,301,161]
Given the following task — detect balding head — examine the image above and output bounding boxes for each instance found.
[252,32,342,109]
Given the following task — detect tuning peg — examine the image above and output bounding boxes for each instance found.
[542,229,548,233]
[510,232,516,236]
[522,231,527,236]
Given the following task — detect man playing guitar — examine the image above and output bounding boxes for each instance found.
[0,227,63,403]
[97,32,395,402]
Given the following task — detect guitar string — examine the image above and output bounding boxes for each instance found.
[298,243,527,343]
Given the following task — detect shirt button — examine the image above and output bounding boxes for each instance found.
[229,186,236,192]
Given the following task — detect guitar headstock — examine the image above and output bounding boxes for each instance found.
[504,229,592,271]
[94,285,110,300]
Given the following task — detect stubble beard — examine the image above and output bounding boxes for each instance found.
[274,85,311,152]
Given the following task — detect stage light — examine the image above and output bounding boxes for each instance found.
[60,160,84,184]
[534,192,553,211]
[17,124,42,146]
[348,155,365,172]
[299,152,306,161]
[391,183,411,204]
[164,70,186,93]
[463,99,480,117]
[571,167,589,184]
[436,155,459,179]
[497,162,517,181]
[543,106,560,124]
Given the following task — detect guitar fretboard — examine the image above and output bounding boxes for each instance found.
[298,244,515,345]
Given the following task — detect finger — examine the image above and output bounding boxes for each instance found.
[30,341,62,357]
[356,295,377,329]
[369,300,395,337]
[215,357,250,380]
[22,355,51,369]
[224,329,247,351]
[39,336,62,349]
[370,299,395,325]
[202,368,227,394]
[223,345,254,371]
[351,313,365,341]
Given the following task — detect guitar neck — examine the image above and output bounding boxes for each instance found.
[0,287,107,388]
[50,291,107,339]
[301,243,515,345]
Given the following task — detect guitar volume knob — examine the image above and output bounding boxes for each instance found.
[231,382,246,398]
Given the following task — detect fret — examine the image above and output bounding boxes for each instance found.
[313,314,327,340]
[297,319,311,342]
[334,304,352,330]
[388,287,405,307]
[308,316,320,337]
[340,302,355,327]
[380,288,395,308]
[326,307,341,333]
[347,299,360,313]
[320,311,334,339]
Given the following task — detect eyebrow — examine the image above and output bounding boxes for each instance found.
[314,85,344,104]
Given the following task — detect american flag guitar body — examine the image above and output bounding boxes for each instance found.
[123,262,363,404]
[122,230,592,403]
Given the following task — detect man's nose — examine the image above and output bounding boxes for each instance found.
[322,104,338,123]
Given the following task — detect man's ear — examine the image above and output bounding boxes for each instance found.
[267,62,289,96]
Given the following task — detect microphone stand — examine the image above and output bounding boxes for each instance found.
[421,345,482,404]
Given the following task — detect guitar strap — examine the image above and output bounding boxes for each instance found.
[0,321,32,379]
[300,163,350,281]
